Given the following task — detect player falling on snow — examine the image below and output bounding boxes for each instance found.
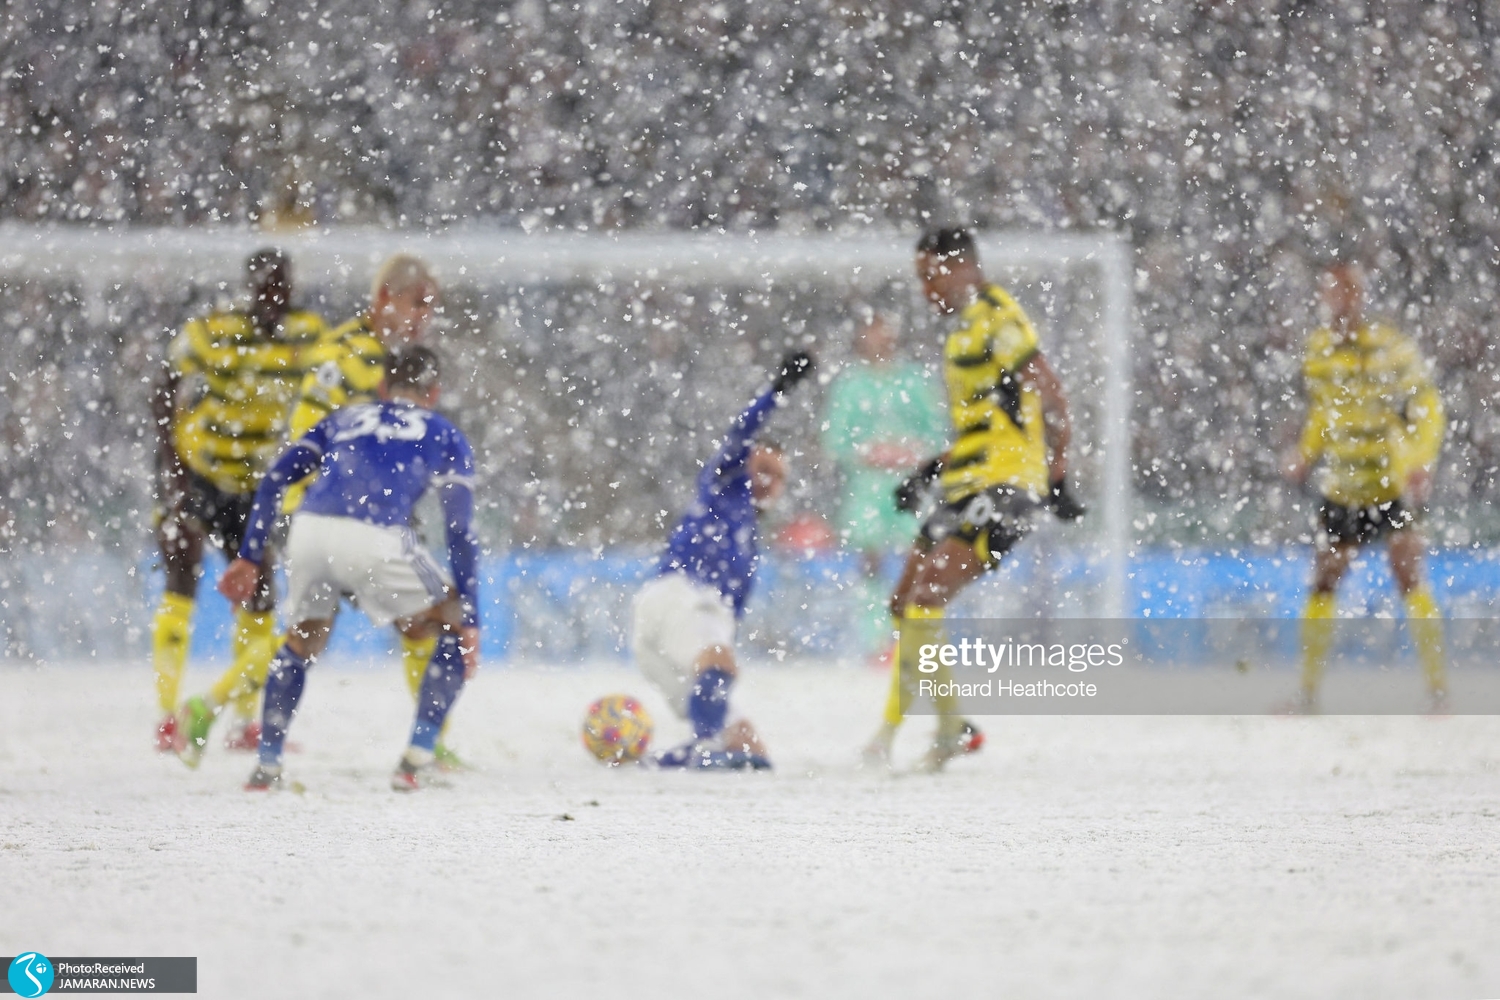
[1283,261,1447,712]
[150,249,325,754]
[864,228,1084,771]
[631,350,815,770]
[218,347,480,792]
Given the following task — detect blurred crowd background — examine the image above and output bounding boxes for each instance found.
[3,0,1500,568]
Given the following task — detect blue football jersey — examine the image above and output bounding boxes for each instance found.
[659,386,783,617]
[240,399,480,625]
[297,401,474,526]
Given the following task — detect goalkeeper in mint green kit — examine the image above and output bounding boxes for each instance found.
[822,315,946,658]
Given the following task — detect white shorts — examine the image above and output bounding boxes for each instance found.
[631,572,737,718]
[283,513,451,627]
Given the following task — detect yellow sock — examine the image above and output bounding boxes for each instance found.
[1300,591,1337,700]
[401,632,446,745]
[401,632,439,698]
[1404,587,1447,696]
[152,593,195,714]
[885,605,944,727]
[931,658,964,739]
[881,616,907,727]
[209,610,278,714]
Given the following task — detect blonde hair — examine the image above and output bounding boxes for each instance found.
[370,253,437,302]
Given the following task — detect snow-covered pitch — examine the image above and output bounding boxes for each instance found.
[2,662,1496,998]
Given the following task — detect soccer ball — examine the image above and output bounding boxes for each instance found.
[581,694,654,764]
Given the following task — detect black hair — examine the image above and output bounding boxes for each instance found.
[246,247,287,276]
[915,227,977,261]
[386,345,441,393]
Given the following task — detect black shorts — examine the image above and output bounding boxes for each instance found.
[918,485,1042,569]
[1318,498,1414,546]
[182,472,256,559]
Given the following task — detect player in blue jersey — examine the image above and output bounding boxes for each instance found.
[631,350,815,770]
[217,347,480,792]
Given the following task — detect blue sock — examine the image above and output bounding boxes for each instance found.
[687,667,732,741]
[259,644,310,767]
[411,630,466,752]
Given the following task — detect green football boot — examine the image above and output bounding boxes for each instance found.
[433,742,468,773]
[176,696,219,770]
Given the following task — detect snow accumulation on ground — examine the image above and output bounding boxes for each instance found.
[1,661,1497,1000]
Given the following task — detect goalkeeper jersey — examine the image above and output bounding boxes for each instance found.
[1298,321,1444,506]
[938,284,1050,501]
[169,309,326,495]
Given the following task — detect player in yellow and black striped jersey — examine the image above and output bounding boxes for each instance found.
[150,250,325,753]
[865,228,1083,770]
[1284,262,1447,711]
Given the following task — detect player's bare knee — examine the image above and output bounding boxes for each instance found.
[693,644,737,678]
[287,619,332,657]
[1388,533,1426,595]
[722,718,765,756]
[396,597,464,640]
[1312,545,1353,593]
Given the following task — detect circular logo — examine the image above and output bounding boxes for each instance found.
[8,953,54,998]
[315,360,343,390]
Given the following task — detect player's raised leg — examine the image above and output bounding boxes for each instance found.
[866,535,987,770]
[179,561,278,766]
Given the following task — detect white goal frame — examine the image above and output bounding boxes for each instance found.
[1,224,1134,617]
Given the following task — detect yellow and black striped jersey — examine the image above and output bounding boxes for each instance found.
[1298,321,1444,506]
[287,314,389,441]
[169,309,326,495]
[938,284,1050,501]
[282,314,390,512]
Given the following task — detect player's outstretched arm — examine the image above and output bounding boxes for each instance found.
[771,349,815,396]
[238,439,326,566]
[438,480,481,678]
[707,350,817,481]
[1290,356,1327,484]
[1021,352,1085,520]
[151,365,186,508]
[1401,383,1445,506]
[220,438,325,607]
